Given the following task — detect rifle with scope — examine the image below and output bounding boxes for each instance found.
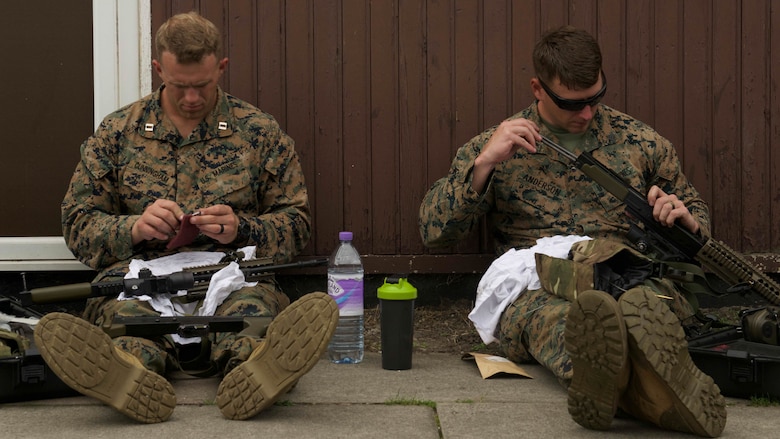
[19,257,328,306]
[14,257,327,339]
[538,135,780,308]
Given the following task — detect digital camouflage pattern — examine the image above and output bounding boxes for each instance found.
[419,102,710,255]
[499,242,697,386]
[83,276,289,376]
[62,86,311,273]
[62,86,310,376]
[419,102,710,384]
[535,253,595,302]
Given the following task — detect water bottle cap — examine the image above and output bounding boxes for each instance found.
[339,231,353,241]
[377,276,417,300]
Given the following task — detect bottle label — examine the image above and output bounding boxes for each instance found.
[328,273,364,316]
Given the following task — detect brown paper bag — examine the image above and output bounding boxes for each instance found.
[463,352,533,379]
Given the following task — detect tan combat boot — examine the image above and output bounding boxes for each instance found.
[565,289,630,430]
[618,286,727,437]
[34,312,176,423]
[216,291,339,420]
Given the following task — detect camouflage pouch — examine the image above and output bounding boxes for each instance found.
[534,254,595,302]
[569,239,648,266]
[536,239,665,302]
[571,239,658,298]
[570,238,700,316]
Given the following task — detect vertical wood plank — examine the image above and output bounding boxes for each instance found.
[370,0,399,254]
[284,1,317,254]
[150,1,174,90]
[171,0,199,15]
[741,2,771,252]
[624,0,654,125]
[679,1,712,214]
[654,1,683,158]
[511,0,539,113]
[256,0,285,124]
[311,0,343,255]
[539,0,568,30]
[771,3,780,251]
[596,0,626,112]
[398,0,428,255]
[482,0,511,127]
[425,0,454,189]
[451,0,481,254]
[568,0,598,33]
[711,0,741,246]
[425,0,455,255]
[342,0,372,254]
[223,1,255,101]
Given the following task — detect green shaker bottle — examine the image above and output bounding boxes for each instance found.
[377,275,417,370]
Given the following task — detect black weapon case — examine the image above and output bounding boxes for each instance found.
[688,327,780,400]
[0,297,77,403]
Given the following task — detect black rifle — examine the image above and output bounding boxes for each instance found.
[102,315,273,339]
[539,135,780,306]
[20,257,328,305]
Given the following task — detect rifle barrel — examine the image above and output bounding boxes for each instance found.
[539,136,578,161]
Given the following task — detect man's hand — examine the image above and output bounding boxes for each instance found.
[189,204,239,244]
[646,185,700,234]
[131,199,185,245]
[472,118,541,193]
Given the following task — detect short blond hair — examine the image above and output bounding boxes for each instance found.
[155,11,222,63]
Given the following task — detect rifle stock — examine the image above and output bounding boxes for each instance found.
[540,136,780,306]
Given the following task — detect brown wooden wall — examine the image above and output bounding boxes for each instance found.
[149,0,780,273]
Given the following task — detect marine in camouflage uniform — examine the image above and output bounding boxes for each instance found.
[420,101,708,375]
[61,83,307,376]
[33,11,338,423]
[419,26,725,437]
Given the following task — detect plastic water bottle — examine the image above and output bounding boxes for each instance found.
[327,231,364,363]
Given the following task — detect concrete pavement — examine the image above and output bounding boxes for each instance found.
[1,352,778,438]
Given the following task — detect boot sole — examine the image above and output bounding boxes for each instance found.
[565,290,628,430]
[216,292,338,420]
[620,288,726,437]
[33,312,176,423]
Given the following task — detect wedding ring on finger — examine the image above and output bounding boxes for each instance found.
[219,224,224,234]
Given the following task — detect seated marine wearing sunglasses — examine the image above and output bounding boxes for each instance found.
[419,25,726,437]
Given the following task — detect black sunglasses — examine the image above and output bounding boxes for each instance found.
[538,72,607,112]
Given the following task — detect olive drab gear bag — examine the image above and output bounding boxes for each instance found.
[0,325,28,359]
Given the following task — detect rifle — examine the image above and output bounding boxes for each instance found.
[102,315,273,339]
[538,135,780,306]
[19,257,328,306]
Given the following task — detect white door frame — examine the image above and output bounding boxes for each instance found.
[92,0,151,129]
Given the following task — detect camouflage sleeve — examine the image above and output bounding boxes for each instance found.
[62,120,138,269]
[644,134,711,238]
[233,129,311,265]
[418,130,494,248]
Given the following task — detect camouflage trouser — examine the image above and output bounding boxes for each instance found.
[496,240,697,387]
[83,278,290,377]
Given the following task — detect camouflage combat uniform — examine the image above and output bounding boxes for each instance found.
[419,102,710,384]
[61,85,311,376]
